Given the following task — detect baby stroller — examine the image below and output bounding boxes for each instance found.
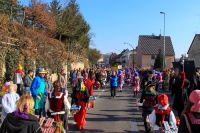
[94,81,101,89]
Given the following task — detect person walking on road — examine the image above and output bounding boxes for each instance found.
[117,70,124,92]
[71,78,90,130]
[84,73,95,108]
[172,72,190,118]
[149,94,176,133]
[139,84,158,133]
[110,71,118,98]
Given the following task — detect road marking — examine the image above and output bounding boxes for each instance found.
[97,89,104,98]
[130,119,139,132]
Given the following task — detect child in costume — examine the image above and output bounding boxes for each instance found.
[139,84,158,133]
[0,81,10,96]
[117,70,124,92]
[149,94,176,133]
[45,80,71,132]
[132,72,140,97]
[1,84,20,122]
[30,68,47,118]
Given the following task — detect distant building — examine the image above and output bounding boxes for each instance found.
[136,34,175,69]
[187,34,200,67]
[119,49,135,68]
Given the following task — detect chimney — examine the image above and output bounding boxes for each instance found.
[159,34,161,39]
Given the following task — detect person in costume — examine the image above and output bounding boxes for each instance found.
[1,84,20,122]
[139,84,158,133]
[172,72,190,117]
[141,71,157,90]
[0,81,10,96]
[149,94,176,133]
[30,68,47,118]
[179,90,200,133]
[71,78,90,130]
[131,72,140,97]
[14,64,25,96]
[125,68,131,85]
[84,73,95,108]
[0,94,42,133]
[117,70,124,92]
[169,71,175,93]
[45,80,71,132]
[156,72,163,92]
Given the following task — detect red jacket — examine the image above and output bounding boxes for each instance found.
[15,69,25,78]
[84,78,95,96]
[48,92,65,112]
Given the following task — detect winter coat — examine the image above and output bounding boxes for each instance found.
[110,75,118,87]
[24,75,33,87]
[0,112,42,133]
[45,78,53,93]
[58,73,67,89]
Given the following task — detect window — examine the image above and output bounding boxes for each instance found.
[151,55,155,60]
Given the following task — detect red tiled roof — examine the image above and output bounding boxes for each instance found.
[139,35,175,56]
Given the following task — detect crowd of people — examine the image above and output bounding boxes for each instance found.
[1,63,200,133]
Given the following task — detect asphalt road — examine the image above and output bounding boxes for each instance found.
[67,84,177,133]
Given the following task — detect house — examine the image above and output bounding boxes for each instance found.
[119,49,135,68]
[187,34,200,67]
[136,35,175,69]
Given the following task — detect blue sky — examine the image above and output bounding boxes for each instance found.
[20,0,200,58]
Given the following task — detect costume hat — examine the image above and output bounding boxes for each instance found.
[158,94,168,106]
[38,68,47,74]
[190,90,200,112]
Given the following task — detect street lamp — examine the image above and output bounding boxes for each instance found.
[160,11,165,70]
[124,42,135,68]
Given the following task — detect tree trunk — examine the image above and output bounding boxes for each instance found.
[10,5,13,20]
[21,9,25,25]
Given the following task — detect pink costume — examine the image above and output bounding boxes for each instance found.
[156,73,162,91]
[117,70,124,91]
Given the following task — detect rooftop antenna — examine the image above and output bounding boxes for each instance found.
[160,29,161,35]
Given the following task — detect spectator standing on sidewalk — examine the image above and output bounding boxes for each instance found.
[23,70,33,94]
[14,64,25,96]
[58,68,67,92]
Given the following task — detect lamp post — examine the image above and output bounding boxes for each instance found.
[160,11,165,70]
[124,42,135,68]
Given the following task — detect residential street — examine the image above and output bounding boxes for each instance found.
[68,84,176,133]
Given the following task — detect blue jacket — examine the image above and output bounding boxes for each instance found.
[110,75,118,87]
[30,76,47,98]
